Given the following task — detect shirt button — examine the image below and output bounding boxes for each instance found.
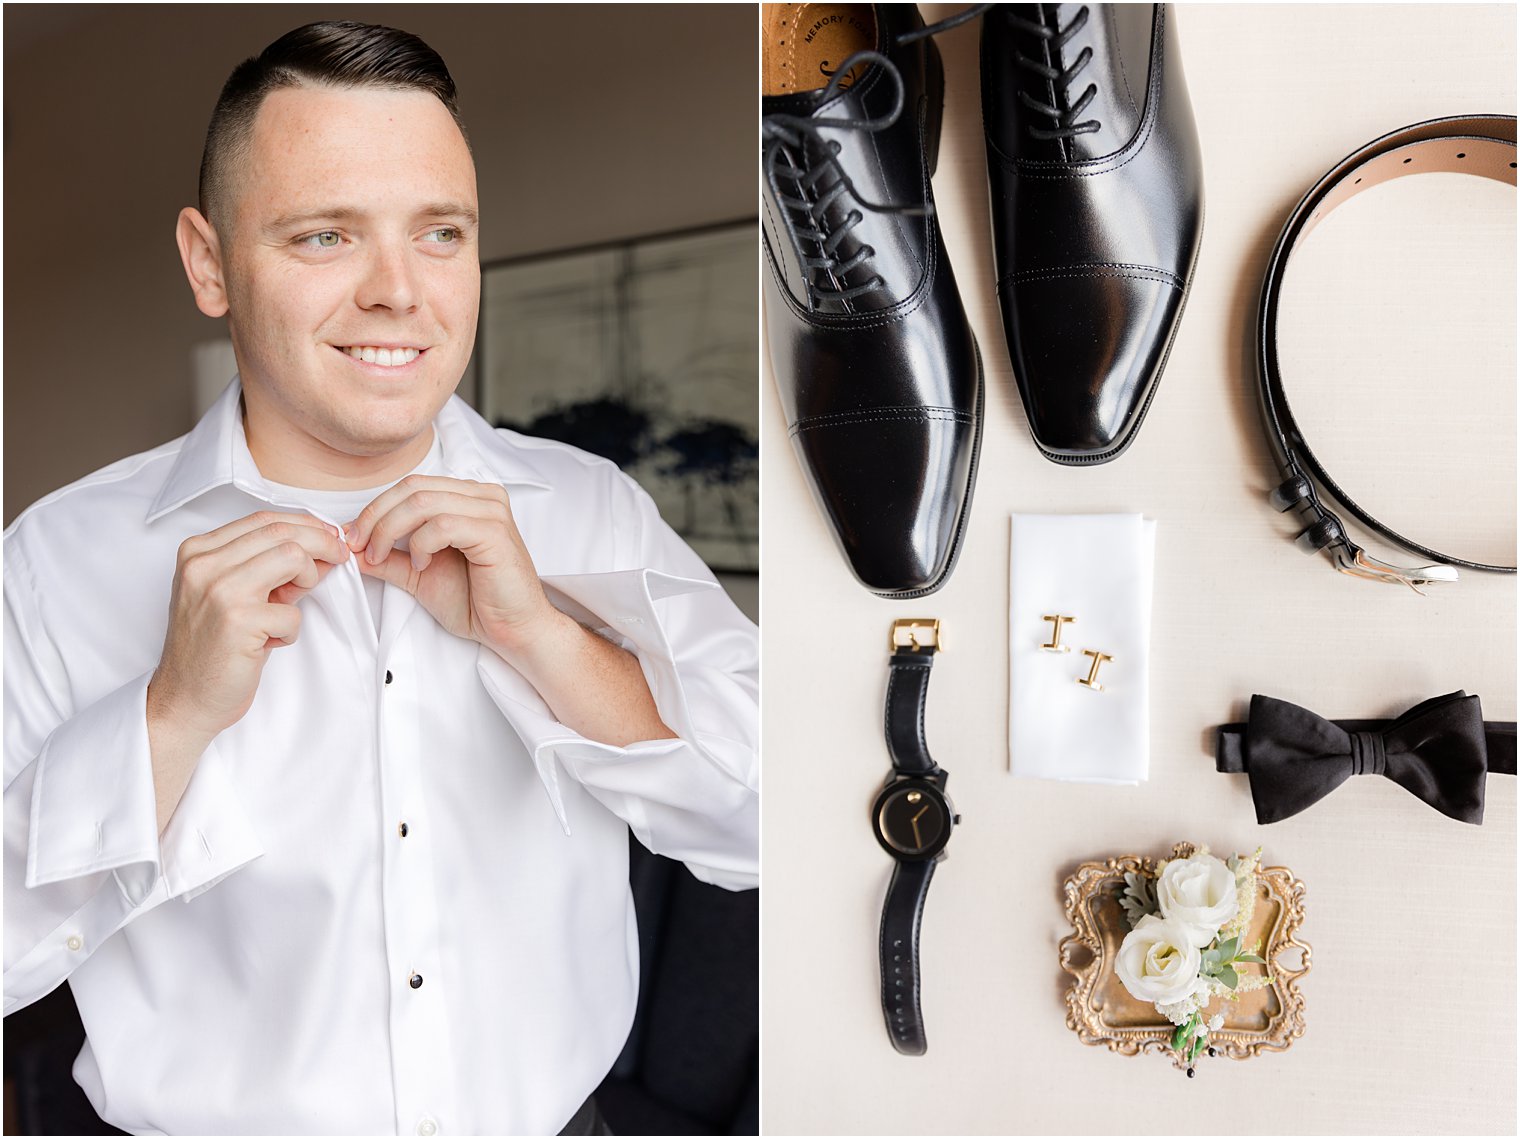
[385,670,394,685]
[66,935,83,951]
[416,1119,438,1136]
[398,822,409,838]
[409,972,424,990]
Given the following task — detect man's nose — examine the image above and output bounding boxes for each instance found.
[354,241,422,313]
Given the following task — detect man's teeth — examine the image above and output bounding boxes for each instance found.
[343,346,422,367]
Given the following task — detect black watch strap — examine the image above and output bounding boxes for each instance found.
[885,645,939,776]
[879,857,936,1055]
[878,620,946,1056]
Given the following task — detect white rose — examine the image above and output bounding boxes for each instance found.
[1114,914,1205,1005]
[1156,853,1238,947]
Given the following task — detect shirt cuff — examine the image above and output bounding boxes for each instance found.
[26,671,263,907]
[475,568,721,835]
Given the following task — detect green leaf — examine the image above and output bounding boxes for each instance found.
[1219,965,1238,990]
[1172,1021,1190,1051]
[1216,936,1238,959]
[1237,953,1266,964]
[1119,872,1158,929]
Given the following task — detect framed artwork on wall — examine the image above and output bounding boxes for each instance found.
[476,220,758,573]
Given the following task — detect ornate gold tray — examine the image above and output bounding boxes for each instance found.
[1058,844,1311,1068]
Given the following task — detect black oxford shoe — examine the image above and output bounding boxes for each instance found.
[762,4,983,598]
[982,3,1203,463]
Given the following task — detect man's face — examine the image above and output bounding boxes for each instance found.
[218,84,479,472]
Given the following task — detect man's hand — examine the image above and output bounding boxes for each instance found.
[346,476,674,746]
[344,475,557,661]
[147,512,349,830]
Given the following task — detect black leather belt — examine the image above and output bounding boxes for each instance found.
[1256,114,1517,588]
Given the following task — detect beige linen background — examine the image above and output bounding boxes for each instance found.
[760,4,1516,1134]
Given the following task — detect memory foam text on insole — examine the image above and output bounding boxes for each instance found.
[762,5,876,97]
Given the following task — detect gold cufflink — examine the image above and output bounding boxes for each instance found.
[1040,614,1076,653]
[1077,649,1114,691]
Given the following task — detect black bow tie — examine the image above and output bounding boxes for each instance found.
[1216,692,1516,825]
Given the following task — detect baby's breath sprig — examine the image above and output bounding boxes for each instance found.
[1219,847,1262,941]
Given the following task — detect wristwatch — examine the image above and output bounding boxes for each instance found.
[871,619,959,1055]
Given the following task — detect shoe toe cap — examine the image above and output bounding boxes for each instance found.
[1002,271,1184,461]
[790,411,977,596]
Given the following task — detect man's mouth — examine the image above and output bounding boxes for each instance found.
[338,345,424,368]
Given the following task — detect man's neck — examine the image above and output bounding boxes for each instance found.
[242,404,436,491]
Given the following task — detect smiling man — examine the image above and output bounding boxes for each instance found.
[3,22,757,1137]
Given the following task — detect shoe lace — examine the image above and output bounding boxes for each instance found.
[761,5,992,307]
[1010,5,1100,141]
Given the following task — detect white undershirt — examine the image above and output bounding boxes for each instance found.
[261,433,443,633]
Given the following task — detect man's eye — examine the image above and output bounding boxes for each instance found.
[302,231,343,248]
[423,228,460,244]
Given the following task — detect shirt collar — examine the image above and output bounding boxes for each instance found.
[146,376,554,523]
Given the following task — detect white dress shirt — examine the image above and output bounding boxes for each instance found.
[3,378,759,1136]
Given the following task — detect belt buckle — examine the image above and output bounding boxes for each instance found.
[890,618,942,653]
[1333,547,1460,594]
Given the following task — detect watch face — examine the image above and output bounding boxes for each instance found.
[872,780,952,860]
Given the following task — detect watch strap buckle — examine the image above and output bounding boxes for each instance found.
[890,618,942,653]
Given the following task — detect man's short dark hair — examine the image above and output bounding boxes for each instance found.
[199,20,467,227]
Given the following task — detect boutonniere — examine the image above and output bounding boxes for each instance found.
[1113,846,1272,1074]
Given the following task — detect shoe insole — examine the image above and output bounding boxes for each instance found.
[762,4,877,97]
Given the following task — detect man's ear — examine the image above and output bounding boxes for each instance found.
[176,207,229,318]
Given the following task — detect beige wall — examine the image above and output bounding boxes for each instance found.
[3,4,757,535]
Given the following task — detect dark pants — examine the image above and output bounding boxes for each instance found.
[90,1094,606,1135]
[559,1094,611,1136]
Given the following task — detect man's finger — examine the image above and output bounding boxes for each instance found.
[223,541,323,600]
[269,559,340,606]
[204,520,350,580]
[257,602,303,649]
[347,477,508,553]
[184,510,337,559]
[354,547,420,593]
[357,490,505,567]
[408,514,500,572]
